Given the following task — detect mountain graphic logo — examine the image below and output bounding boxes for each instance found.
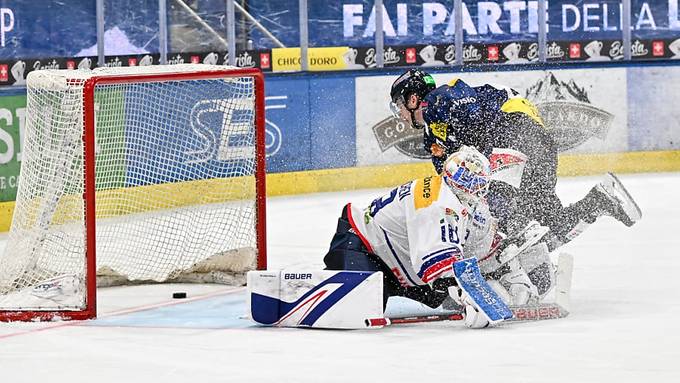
[525,72,614,151]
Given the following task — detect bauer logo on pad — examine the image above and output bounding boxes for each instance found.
[247,270,383,329]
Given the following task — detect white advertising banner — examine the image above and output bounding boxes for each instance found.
[355,68,628,167]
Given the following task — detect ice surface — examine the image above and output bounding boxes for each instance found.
[1,172,679,383]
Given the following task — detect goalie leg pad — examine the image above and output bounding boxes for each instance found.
[554,253,574,311]
[518,242,555,298]
[323,235,403,310]
[247,270,384,329]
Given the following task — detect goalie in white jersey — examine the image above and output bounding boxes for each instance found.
[324,146,501,323]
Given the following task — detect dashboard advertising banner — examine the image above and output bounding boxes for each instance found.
[247,0,680,64]
[1,0,680,80]
[271,47,351,71]
[264,77,357,171]
[626,65,680,151]
[355,67,628,167]
[0,76,357,202]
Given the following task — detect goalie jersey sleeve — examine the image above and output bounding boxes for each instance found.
[347,176,495,287]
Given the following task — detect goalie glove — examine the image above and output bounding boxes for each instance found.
[499,258,539,305]
[447,286,490,329]
[498,221,550,264]
[481,220,550,274]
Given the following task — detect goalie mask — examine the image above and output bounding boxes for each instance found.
[442,146,491,200]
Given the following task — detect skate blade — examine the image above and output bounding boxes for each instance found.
[602,173,642,224]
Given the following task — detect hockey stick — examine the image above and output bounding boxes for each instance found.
[365,302,569,328]
[507,302,569,321]
[366,253,574,328]
[365,313,464,327]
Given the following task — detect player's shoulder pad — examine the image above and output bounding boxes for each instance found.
[422,86,453,141]
[413,175,443,211]
[480,82,519,96]
[501,97,545,127]
[445,78,477,97]
[425,81,478,114]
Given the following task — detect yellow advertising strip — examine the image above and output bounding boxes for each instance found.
[266,162,436,196]
[557,150,680,176]
[0,202,13,233]
[272,47,351,72]
[266,149,680,196]
[92,176,254,218]
[1,150,679,232]
[0,176,255,233]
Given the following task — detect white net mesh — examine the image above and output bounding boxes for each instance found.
[0,65,262,312]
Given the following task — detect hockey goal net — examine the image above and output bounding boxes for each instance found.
[0,64,266,321]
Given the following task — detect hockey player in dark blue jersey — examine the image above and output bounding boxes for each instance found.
[389,69,641,276]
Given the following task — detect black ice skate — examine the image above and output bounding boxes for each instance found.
[592,172,642,227]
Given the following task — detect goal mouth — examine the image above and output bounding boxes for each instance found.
[97,247,257,287]
[0,64,267,322]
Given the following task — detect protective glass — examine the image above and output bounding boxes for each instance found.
[389,96,405,120]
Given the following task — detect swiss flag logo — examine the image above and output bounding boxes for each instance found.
[653,41,664,57]
[66,60,76,70]
[487,45,499,61]
[260,53,270,69]
[569,43,581,58]
[0,64,8,82]
[128,58,138,66]
[406,48,416,64]
[191,55,200,64]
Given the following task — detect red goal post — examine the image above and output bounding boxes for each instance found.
[0,65,267,322]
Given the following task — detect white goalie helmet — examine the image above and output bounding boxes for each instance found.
[442,145,491,200]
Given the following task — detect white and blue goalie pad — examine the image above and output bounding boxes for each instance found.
[247,270,383,329]
[453,258,513,323]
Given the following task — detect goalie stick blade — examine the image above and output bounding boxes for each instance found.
[369,303,569,327]
[507,303,569,322]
